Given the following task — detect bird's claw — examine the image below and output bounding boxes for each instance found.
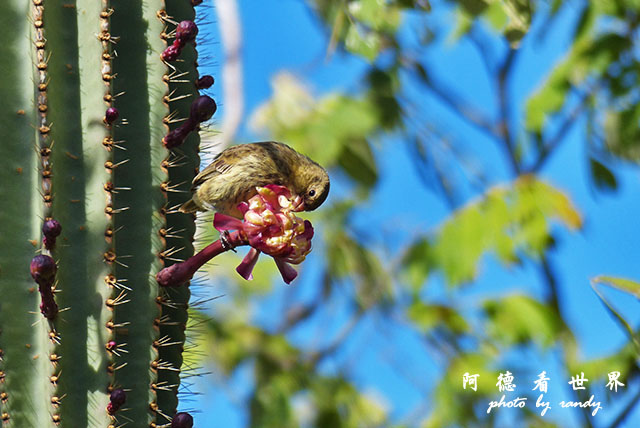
[220,230,237,252]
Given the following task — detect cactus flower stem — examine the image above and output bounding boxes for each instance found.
[157,231,247,287]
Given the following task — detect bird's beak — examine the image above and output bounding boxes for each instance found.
[292,195,305,212]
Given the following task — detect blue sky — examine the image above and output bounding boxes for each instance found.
[191,1,640,426]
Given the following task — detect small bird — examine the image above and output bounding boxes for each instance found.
[180,141,330,218]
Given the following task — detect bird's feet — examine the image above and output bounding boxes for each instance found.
[220,230,237,252]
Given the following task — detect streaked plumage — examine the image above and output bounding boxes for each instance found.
[180,141,330,218]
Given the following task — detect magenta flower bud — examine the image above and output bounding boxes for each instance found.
[107,388,126,414]
[104,107,119,125]
[43,218,62,250]
[175,21,198,44]
[30,255,57,285]
[195,75,214,89]
[161,42,181,62]
[189,95,217,123]
[43,219,62,238]
[172,412,194,428]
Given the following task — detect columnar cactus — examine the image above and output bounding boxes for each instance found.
[0,1,212,426]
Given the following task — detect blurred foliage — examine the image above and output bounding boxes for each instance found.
[188,0,640,427]
[402,176,581,288]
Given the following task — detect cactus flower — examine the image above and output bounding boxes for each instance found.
[214,185,314,284]
[157,185,314,287]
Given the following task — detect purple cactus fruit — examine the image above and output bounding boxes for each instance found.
[189,95,217,123]
[195,75,214,89]
[162,126,192,150]
[30,255,57,285]
[171,412,194,428]
[107,388,126,414]
[104,107,119,125]
[106,402,116,415]
[192,0,204,5]
[43,218,62,250]
[162,96,216,149]
[175,21,198,44]
[39,297,58,320]
[161,42,181,62]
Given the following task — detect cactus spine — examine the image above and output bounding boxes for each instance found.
[0,0,209,426]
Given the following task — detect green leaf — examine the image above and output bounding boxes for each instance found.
[348,0,402,32]
[592,276,640,299]
[337,137,378,188]
[525,60,573,131]
[326,231,393,308]
[430,177,581,286]
[589,158,618,191]
[567,343,637,382]
[485,2,507,30]
[400,238,432,291]
[345,24,383,61]
[590,277,640,353]
[458,0,489,16]
[251,73,380,171]
[407,300,469,334]
[501,0,532,45]
[484,295,563,347]
[604,106,640,162]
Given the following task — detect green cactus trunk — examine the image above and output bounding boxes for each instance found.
[0,0,206,426]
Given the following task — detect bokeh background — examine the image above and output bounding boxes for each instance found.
[185,1,640,426]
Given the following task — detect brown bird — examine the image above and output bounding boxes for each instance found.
[180,141,330,218]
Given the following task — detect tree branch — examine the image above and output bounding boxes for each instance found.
[497,48,520,175]
[607,387,640,428]
[529,89,593,173]
[403,57,501,141]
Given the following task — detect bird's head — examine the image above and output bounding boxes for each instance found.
[293,164,330,212]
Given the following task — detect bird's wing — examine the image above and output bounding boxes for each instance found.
[191,142,292,189]
[191,146,245,189]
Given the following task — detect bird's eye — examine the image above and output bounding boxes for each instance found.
[308,189,316,197]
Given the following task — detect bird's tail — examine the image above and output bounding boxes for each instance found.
[179,198,200,213]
